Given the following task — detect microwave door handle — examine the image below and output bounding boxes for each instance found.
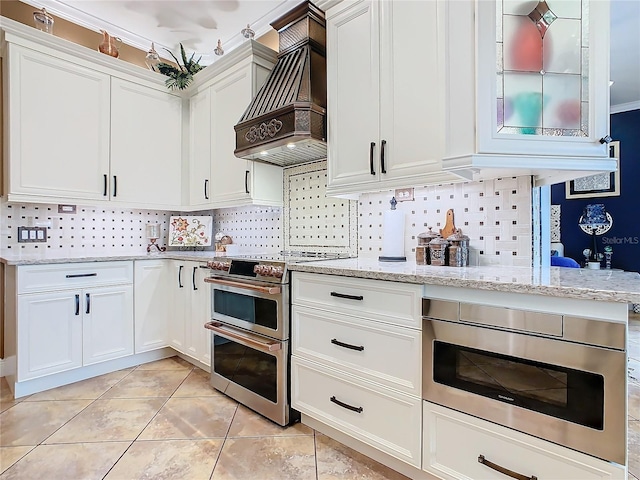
[205,322,281,353]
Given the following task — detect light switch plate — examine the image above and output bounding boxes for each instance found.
[17,227,47,243]
[395,187,414,202]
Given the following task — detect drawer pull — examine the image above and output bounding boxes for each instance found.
[66,273,97,278]
[330,292,364,301]
[331,338,364,351]
[478,455,537,480]
[330,396,363,413]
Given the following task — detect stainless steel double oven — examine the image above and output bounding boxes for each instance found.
[422,298,627,465]
[204,257,293,426]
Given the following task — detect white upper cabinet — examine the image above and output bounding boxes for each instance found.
[5,44,111,203]
[185,41,282,210]
[325,0,459,197]
[188,88,213,207]
[110,78,182,208]
[441,0,614,185]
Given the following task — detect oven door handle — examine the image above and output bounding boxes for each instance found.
[205,322,282,353]
[204,277,281,295]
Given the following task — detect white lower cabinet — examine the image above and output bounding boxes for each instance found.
[291,272,422,469]
[133,260,171,353]
[169,260,211,367]
[17,291,83,380]
[292,356,422,467]
[81,285,133,365]
[423,402,625,480]
[15,262,134,381]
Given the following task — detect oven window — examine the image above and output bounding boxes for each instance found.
[433,341,604,430]
[213,290,278,330]
[213,334,278,403]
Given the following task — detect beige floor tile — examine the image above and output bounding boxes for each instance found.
[44,398,166,444]
[173,368,221,397]
[0,442,129,480]
[227,405,313,438]
[212,436,317,480]
[630,420,640,479]
[0,379,28,414]
[315,433,410,480]
[0,446,34,474]
[0,400,91,447]
[139,396,238,440]
[135,356,194,371]
[630,340,640,361]
[25,370,132,402]
[100,369,190,399]
[105,439,223,480]
[631,382,640,420]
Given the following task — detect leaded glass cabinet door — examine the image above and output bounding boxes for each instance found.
[476,0,610,158]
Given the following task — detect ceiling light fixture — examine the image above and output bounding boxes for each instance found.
[214,39,224,56]
[241,24,255,39]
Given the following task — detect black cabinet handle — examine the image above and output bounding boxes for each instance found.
[330,291,364,301]
[103,174,108,196]
[66,273,97,278]
[478,455,537,480]
[74,294,80,316]
[330,396,363,413]
[380,139,387,174]
[113,175,117,197]
[331,338,364,351]
[85,293,91,314]
[204,179,209,200]
[369,142,376,175]
[245,170,250,194]
[178,265,184,288]
[192,266,198,291]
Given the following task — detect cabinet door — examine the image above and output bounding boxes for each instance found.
[134,260,170,353]
[210,65,255,205]
[7,45,110,202]
[475,0,610,158]
[379,1,442,181]
[82,285,134,365]
[169,261,187,352]
[184,263,211,366]
[110,78,182,207]
[326,0,381,190]
[17,291,82,380]
[189,88,212,207]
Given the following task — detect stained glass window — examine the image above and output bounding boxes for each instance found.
[497,0,588,136]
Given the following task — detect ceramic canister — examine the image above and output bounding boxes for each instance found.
[416,227,441,265]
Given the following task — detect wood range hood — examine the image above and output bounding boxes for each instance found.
[234,1,327,167]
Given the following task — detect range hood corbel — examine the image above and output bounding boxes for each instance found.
[234,1,327,167]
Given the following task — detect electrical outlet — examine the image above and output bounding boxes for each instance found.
[394,187,414,202]
[18,227,47,243]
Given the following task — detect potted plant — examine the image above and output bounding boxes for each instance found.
[156,43,203,90]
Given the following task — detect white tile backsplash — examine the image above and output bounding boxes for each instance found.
[1,174,533,266]
[358,176,533,266]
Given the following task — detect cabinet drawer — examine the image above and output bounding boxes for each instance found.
[292,272,422,329]
[17,262,133,294]
[292,356,421,467]
[423,402,625,480]
[292,305,421,395]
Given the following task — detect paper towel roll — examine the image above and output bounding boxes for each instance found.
[381,209,406,259]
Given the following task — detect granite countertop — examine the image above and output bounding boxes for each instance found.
[288,258,640,304]
[0,250,227,265]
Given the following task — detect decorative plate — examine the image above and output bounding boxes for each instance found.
[168,216,212,246]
